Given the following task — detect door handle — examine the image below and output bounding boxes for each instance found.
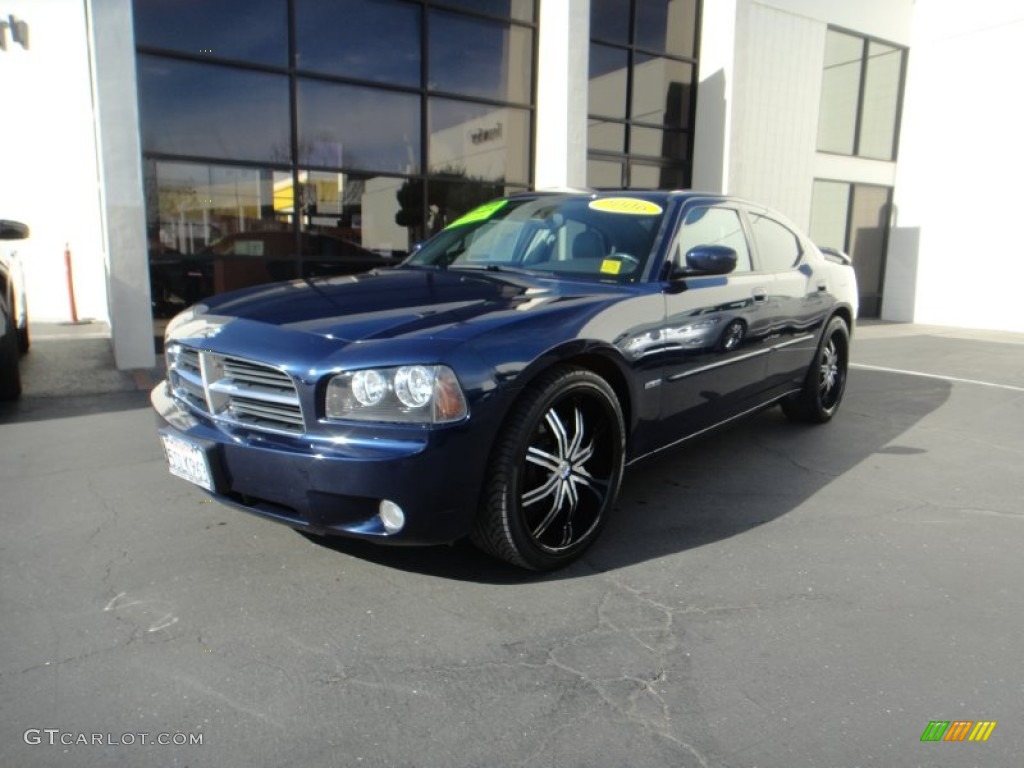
[816,281,828,292]
[752,288,768,302]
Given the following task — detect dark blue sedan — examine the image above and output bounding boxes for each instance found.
[153,191,858,570]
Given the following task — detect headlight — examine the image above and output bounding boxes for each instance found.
[325,365,468,424]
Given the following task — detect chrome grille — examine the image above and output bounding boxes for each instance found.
[167,346,304,434]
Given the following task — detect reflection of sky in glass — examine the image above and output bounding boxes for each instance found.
[137,56,291,164]
[435,0,534,22]
[428,11,532,104]
[133,0,287,66]
[298,79,420,174]
[295,0,421,86]
[589,44,628,118]
[636,0,697,58]
[590,0,629,44]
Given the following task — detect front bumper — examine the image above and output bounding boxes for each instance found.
[152,382,486,544]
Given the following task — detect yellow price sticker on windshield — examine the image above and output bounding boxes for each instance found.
[446,199,509,229]
[600,259,622,275]
[589,198,663,215]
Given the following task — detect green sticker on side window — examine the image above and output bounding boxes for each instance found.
[446,199,509,229]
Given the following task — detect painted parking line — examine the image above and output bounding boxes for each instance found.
[851,362,1024,393]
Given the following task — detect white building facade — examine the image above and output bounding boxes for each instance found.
[0,0,1020,370]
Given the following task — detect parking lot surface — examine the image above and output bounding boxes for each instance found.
[2,321,1022,767]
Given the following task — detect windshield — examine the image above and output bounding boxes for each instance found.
[406,195,667,282]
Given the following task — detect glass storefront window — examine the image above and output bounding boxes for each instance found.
[146,161,292,316]
[435,0,534,23]
[635,0,698,59]
[589,44,629,120]
[587,0,699,189]
[809,179,893,317]
[631,126,689,162]
[817,30,862,156]
[298,79,421,174]
[809,180,850,250]
[587,158,624,189]
[628,162,686,190]
[587,120,626,154]
[631,54,693,129]
[859,42,904,160]
[817,29,906,160]
[133,0,288,67]
[429,98,530,185]
[428,10,532,104]
[138,0,536,331]
[590,0,630,44]
[293,170,414,271]
[137,56,291,164]
[425,179,523,238]
[295,0,421,87]
[300,170,416,257]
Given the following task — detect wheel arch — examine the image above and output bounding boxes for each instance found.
[483,340,638,466]
[831,304,855,336]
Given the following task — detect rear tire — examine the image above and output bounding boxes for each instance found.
[0,314,23,401]
[471,366,625,571]
[17,321,29,355]
[781,316,849,423]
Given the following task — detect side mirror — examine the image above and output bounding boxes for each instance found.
[673,244,737,277]
[0,220,30,241]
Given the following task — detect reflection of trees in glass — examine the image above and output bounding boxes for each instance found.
[270,134,373,173]
[395,166,506,241]
[158,183,199,219]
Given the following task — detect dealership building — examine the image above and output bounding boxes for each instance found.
[1,0,1021,370]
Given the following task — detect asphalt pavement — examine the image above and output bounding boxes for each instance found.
[1,320,1022,768]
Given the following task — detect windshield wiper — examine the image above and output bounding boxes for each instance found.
[450,263,555,277]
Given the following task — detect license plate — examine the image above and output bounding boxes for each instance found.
[161,434,215,492]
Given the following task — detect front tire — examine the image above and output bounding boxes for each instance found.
[472,366,626,570]
[781,316,849,423]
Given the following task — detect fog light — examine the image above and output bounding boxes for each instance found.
[378,500,405,533]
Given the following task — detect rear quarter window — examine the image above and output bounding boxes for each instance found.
[750,214,801,272]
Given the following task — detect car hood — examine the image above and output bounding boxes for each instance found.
[198,267,624,343]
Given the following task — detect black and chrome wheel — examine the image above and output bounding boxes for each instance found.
[718,318,746,352]
[472,366,625,570]
[781,315,849,423]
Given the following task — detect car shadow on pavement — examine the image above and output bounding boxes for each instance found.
[301,369,952,582]
[0,390,153,424]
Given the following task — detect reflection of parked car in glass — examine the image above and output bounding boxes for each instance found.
[150,230,403,317]
[1,219,31,400]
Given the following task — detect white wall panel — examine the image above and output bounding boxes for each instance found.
[727,1,824,228]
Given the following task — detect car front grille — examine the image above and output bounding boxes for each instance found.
[166,346,304,435]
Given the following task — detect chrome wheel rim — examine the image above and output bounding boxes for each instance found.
[819,337,844,409]
[520,392,616,552]
[722,320,744,350]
